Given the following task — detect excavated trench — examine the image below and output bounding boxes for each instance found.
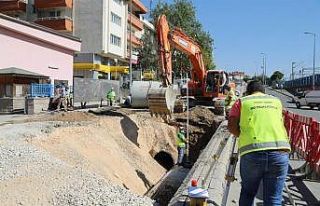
[16,107,223,205]
[89,106,223,206]
[148,107,224,206]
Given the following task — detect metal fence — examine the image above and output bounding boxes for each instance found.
[29,83,53,97]
[284,74,320,89]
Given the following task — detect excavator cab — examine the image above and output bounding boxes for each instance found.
[204,70,228,98]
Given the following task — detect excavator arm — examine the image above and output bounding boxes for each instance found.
[157,15,206,86]
[147,15,227,120]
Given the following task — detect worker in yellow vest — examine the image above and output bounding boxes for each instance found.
[176,127,187,166]
[228,80,291,206]
[106,87,116,106]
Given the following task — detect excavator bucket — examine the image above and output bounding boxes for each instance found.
[147,86,177,121]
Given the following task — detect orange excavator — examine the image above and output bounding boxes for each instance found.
[147,15,230,119]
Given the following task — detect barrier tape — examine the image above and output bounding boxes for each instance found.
[283,110,320,174]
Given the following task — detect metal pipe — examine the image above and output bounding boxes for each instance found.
[186,72,190,162]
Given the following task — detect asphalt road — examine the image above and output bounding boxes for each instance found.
[266,88,320,122]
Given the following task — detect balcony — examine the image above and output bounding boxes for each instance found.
[34,0,73,9]
[127,34,141,47]
[128,13,143,31]
[132,0,147,14]
[35,17,73,32]
[0,0,26,13]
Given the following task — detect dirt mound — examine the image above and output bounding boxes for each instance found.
[32,110,176,196]
[0,106,223,205]
[174,106,215,124]
[174,106,224,163]
[28,111,97,122]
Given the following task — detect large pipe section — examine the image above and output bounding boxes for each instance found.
[130,81,162,108]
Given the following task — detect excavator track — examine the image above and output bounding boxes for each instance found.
[147,86,177,122]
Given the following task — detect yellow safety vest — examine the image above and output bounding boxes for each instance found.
[176,132,186,148]
[107,90,116,100]
[239,92,291,156]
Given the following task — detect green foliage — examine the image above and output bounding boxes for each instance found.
[270,71,284,82]
[150,0,215,76]
[137,26,158,72]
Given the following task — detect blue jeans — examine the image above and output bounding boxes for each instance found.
[177,147,185,164]
[239,150,289,206]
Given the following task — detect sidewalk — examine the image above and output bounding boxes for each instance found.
[226,159,320,205]
[0,114,27,125]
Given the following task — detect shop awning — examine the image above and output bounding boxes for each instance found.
[74,63,129,74]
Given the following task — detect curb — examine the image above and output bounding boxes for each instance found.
[169,121,234,206]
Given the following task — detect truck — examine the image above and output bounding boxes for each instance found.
[295,90,320,110]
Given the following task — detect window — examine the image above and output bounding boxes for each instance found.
[113,0,121,5]
[111,12,121,26]
[49,10,61,18]
[49,11,55,17]
[32,5,36,14]
[110,34,121,47]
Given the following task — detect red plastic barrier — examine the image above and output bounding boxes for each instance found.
[283,109,320,174]
[309,121,320,173]
[290,114,314,158]
[283,110,295,139]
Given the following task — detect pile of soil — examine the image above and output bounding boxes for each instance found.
[32,110,177,195]
[0,106,223,205]
[27,111,97,122]
[174,106,224,163]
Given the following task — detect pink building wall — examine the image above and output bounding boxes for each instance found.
[0,15,81,86]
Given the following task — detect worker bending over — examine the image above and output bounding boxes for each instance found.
[228,80,290,206]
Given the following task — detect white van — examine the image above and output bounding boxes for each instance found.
[295,90,320,110]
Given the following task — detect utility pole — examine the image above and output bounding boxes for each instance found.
[264,55,267,85]
[304,32,317,90]
[149,0,153,17]
[129,0,133,92]
[291,62,296,80]
[260,53,266,85]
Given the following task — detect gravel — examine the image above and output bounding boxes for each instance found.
[0,122,154,206]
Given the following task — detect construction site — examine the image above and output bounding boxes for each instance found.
[1,0,320,205]
[2,86,320,206]
[0,104,226,205]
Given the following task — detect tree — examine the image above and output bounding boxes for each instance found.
[149,0,215,77]
[137,26,158,73]
[270,71,284,82]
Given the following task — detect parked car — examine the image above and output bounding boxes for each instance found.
[295,90,320,109]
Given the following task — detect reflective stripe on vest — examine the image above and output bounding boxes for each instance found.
[239,141,291,155]
[239,93,291,156]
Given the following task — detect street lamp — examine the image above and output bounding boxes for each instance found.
[129,0,133,92]
[260,53,267,85]
[304,32,316,90]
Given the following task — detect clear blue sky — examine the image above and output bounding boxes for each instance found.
[141,0,320,78]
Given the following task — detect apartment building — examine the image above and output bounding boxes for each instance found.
[73,0,148,79]
[0,0,149,79]
[0,0,73,32]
